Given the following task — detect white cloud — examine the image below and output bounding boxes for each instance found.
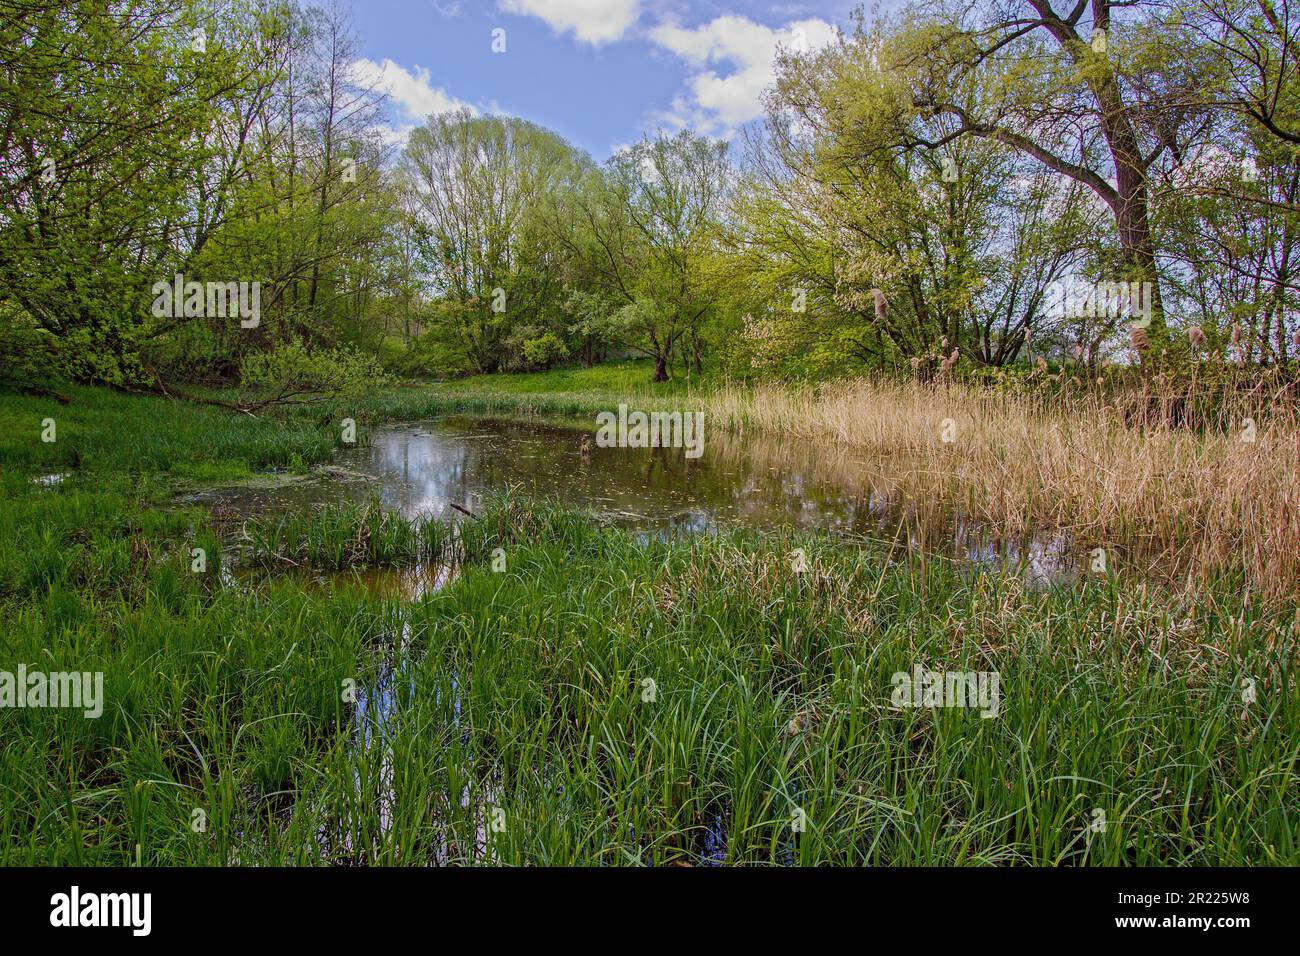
[498,0,642,45]
[354,57,475,123]
[647,15,837,137]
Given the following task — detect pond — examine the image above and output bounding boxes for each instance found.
[189,414,1080,586]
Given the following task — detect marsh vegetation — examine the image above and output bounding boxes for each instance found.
[2,0,1299,867]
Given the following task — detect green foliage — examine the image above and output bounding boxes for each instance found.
[396,327,478,379]
[0,301,68,388]
[522,332,568,368]
[239,340,392,403]
[0,1,285,386]
[5,0,1300,393]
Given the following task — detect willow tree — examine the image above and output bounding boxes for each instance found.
[0,0,275,384]
[729,17,1099,374]
[578,132,733,382]
[401,111,586,373]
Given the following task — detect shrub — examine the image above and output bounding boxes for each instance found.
[239,339,392,403]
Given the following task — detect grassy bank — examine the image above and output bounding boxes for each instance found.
[1,384,1295,865]
[0,385,341,482]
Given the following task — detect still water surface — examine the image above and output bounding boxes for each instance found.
[193,414,1079,585]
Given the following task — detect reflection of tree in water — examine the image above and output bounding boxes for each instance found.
[324,417,1080,579]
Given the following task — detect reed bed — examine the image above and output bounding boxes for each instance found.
[704,379,1300,599]
[330,370,1299,597]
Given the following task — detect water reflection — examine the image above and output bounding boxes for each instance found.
[195,415,1082,585]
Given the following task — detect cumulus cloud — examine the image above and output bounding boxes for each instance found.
[647,15,837,137]
[354,58,475,122]
[353,58,476,145]
[497,0,642,45]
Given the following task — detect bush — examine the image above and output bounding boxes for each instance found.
[520,330,569,369]
[0,301,69,389]
[394,333,476,379]
[239,339,392,402]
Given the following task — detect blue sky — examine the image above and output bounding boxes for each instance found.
[348,0,868,161]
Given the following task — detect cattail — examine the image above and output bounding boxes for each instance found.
[1188,325,1206,348]
[1073,343,1084,359]
[909,356,920,370]
[871,288,888,322]
[940,336,949,350]
[1292,327,1300,348]
[1034,355,1049,376]
[1131,326,1149,351]
[1231,325,1243,346]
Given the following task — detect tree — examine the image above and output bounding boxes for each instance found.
[578,132,732,381]
[401,111,585,373]
[0,0,273,384]
[727,18,1098,376]
[882,0,1213,359]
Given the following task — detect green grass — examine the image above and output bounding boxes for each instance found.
[295,497,1297,866]
[163,361,688,431]
[0,385,1295,866]
[440,358,700,395]
[0,383,338,481]
[307,359,704,424]
[240,500,452,571]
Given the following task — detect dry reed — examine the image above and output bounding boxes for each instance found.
[701,378,1299,598]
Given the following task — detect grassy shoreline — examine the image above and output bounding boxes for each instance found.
[1,382,1296,865]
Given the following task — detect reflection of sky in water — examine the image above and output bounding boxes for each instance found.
[198,415,1082,585]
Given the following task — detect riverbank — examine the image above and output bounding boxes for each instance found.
[0,384,1296,865]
